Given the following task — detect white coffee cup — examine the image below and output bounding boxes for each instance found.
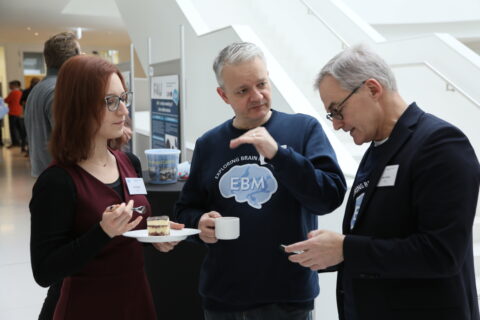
[215,217,240,240]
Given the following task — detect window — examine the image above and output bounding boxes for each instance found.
[23,52,45,75]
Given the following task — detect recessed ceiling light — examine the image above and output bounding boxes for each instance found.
[27,27,31,31]
[34,32,39,36]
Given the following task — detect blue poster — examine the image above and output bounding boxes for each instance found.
[151,75,180,149]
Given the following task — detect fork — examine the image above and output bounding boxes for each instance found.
[106,205,146,214]
[132,206,146,214]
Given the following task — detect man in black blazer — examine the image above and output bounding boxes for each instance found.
[286,44,480,320]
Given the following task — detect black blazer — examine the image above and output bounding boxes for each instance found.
[338,103,480,320]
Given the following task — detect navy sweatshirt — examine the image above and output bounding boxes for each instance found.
[175,110,346,311]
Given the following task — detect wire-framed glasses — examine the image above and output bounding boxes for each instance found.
[326,81,366,121]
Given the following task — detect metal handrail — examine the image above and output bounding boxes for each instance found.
[298,0,349,48]
[390,62,480,108]
[298,0,480,109]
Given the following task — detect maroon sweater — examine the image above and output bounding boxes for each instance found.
[30,150,156,319]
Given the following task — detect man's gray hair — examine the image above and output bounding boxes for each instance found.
[315,44,397,92]
[213,42,266,87]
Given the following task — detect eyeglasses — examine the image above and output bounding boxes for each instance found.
[326,81,366,121]
[104,92,133,112]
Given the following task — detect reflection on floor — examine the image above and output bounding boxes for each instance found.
[0,146,47,319]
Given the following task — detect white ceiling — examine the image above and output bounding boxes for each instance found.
[0,0,130,46]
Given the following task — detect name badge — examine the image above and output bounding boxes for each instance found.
[377,164,399,187]
[125,177,147,195]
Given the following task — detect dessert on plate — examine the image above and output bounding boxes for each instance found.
[147,216,170,236]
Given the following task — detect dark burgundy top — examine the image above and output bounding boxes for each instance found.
[30,151,156,319]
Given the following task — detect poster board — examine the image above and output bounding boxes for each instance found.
[149,59,181,151]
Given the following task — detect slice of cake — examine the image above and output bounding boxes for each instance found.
[147,216,170,236]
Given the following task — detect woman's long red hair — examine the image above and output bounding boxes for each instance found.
[50,55,127,165]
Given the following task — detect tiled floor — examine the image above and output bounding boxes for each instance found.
[0,147,47,319]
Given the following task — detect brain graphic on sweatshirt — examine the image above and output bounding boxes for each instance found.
[219,163,278,209]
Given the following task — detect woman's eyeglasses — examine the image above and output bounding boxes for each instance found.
[104,92,133,112]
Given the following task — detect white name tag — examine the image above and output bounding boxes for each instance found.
[125,177,147,195]
[377,164,399,187]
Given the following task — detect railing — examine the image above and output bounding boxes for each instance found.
[390,62,480,108]
[298,0,349,48]
[297,0,480,110]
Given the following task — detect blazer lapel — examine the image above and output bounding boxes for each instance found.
[345,103,424,233]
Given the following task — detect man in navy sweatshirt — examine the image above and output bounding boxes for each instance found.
[175,42,346,320]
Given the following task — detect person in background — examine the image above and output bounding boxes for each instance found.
[175,42,346,320]
[0,119,3,147]
[20,77,41,156]
[0,96,7,147]
[24,32,80,177]
[21,77,41,107]
[286,44,480,320]
[30,55,184,320]
[0,123,3,147]
[4,80,25,150]
[23,32,80,320]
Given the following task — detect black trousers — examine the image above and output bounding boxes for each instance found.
[38,281,62,320]
[8,115,26,147]
[0,118,4,145]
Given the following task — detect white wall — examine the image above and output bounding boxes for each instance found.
[468,41,480,54]
[0,46,8,97]
[115,0,183,75]
[394,65,480,151]
[2,42,43,87]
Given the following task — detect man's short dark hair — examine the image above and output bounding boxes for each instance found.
[9,80,21,87]
[43,32,79,70]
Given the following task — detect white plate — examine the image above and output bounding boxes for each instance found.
[123,228,200,243]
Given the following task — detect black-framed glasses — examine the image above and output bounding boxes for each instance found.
[326,81,366,121]
[104,91,133,112]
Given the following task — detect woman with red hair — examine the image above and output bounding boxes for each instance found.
[29,55,182,319]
